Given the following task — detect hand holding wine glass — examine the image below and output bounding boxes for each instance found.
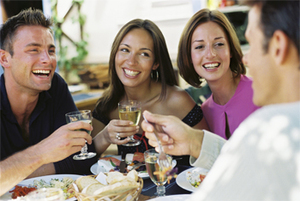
[65,110,96,160]
[118,100,141,146]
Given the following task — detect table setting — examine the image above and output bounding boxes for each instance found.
[1,106,208,200]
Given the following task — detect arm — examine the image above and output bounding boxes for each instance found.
[142,111,226,168]
[92,118,138,155]
[0,121,93,196]
[0,145,47,196]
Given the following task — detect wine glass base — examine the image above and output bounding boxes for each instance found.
[73,152,96,160]
[122,140,141,146]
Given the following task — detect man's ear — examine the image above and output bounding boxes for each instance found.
[0,49,11,68]
[270,30,289,65]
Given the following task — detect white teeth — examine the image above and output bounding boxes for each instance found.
[124,69,139,76]
[203,63,219,69]
[32,70,50,74]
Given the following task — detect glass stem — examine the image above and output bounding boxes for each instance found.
[156,185,165,197]
[81,144,88,155]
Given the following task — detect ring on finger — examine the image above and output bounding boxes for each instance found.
[116,132,121,140]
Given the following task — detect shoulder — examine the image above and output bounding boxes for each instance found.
[239,75,253,86]
[164,85,197,116]
[166,85,195,103]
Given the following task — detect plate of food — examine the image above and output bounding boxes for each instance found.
[176,167,208,192]
[0,174,81,200]
[90,153,177,179]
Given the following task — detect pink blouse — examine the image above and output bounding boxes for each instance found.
[201,75,260,139]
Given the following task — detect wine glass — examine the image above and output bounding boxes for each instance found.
[65,110,96,160]
[118,100,141,146]
[144,149,173,197]
[25,188,64,201]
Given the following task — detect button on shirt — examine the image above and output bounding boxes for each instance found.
[0,73,97,174]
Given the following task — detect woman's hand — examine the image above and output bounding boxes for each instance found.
[104,119,139,145]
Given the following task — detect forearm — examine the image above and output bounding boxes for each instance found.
[93,128,111,155]
[26,163,55,179]
[0,146,45,196]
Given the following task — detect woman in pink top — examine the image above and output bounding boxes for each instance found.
[178,9,259,139]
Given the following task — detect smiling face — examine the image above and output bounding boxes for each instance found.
[190,21,232,83]
[115,28,158,88]
[5,25,56,93]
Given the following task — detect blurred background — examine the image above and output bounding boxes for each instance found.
[0,0,249,109]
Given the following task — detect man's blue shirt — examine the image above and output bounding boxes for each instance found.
[0,73,97,174]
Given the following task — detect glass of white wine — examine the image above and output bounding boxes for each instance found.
[65,110,96,160]
[144,149,173,197]
[118,100,141,146]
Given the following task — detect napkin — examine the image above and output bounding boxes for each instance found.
[97,160,114,173]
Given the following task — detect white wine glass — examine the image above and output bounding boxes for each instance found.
[144,149,173,197]
[118,100,141,146]
[65,110,96,160]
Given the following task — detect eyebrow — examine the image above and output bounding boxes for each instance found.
[120,43,153,53]
[25,43,56,49]
[193,36,225,43]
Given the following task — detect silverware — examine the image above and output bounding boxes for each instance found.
[119,151,126,173]
[143,116,171,169]
[127,162,145,171]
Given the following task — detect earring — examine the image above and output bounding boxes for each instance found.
[151,70,159,82]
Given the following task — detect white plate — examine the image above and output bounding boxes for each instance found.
[176,167,208,192]
[148,194,191,201]
[0,174,81,201]
[90,156,177,179]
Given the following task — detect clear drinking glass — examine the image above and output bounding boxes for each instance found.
[118,100,141,146]
[65,110,96,160]
[144,149,172,197]
[25,188,64,201]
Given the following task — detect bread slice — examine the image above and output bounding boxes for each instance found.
[127,170,139,182]
[75,176,99,192]
[83,183,105,196]
[93,179,139,197]
[106,171,126,184]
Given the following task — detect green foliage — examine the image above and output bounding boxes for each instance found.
[51,0,88,73]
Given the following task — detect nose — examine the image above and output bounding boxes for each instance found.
[205,46,216,59]
[40,50,51,65]
[127,53,138,65]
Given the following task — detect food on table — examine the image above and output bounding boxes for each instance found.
[132,152,144,163]
[186,168,208,188]
[9,185,37,199]
[10,177,75,199]
[74,170,140,198]
[33,177,75,199]
[98,153,146,173]
[75,176,101,192]
[99,156,121,167]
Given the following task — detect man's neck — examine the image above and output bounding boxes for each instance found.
[5,77,40,134]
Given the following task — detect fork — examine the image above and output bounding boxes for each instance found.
[143,115,171,170]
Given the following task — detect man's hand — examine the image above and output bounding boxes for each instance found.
[35,121,93,164]
[141,110,204,158]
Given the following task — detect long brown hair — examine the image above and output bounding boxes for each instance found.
[95,19,177,118]
[177,8,246,88]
